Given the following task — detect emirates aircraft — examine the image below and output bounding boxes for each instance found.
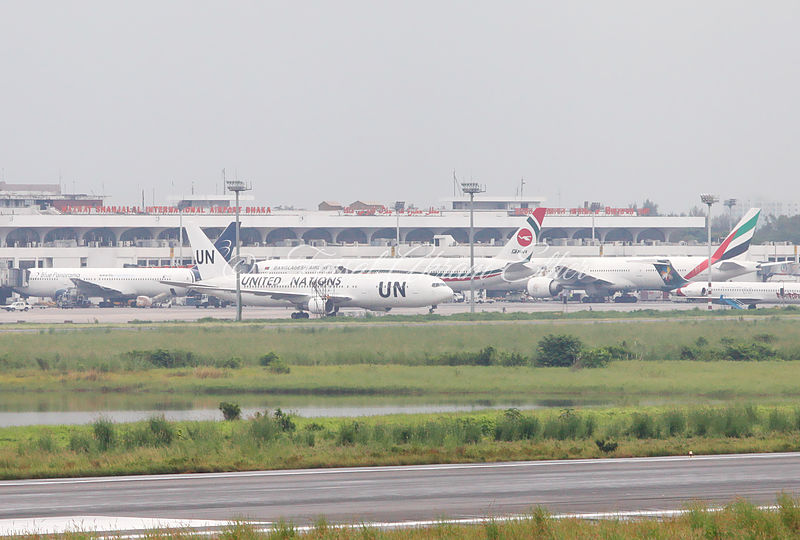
[527,208,762,299]
[249,208,547,292]
[674,281,800,308]
[164,224,455,318]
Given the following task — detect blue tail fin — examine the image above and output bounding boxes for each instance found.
[213,223,237,262]
[653,260,689,290]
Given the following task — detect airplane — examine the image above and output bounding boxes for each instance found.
[527,208,762,300]
[163,223,455,318]
[674,280,800,308]
[247,209,547,292]
[15,224,237,304]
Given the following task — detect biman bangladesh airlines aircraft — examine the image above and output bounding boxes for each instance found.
[248,208,547,292]
[527,208,761,299]
[164,223,454,318]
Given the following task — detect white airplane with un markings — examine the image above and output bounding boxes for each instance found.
[163,223,454,318]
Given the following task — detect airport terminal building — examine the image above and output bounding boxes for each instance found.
[0,185,794,276]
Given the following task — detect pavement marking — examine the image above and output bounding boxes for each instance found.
[3,507,782,537]
[0,516,253,536]
[2,452,798,488]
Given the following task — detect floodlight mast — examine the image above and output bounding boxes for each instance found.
[460,182,486,314]
[700,193,719,311]
[226,179,251,322]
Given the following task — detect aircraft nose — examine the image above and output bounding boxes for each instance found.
[439,285,454,302]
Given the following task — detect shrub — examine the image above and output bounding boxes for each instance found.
[494,409,540,441]
[148,415,174,446]
[500,352,529,367]
[69,432,94,453]
[337,422,361,445]
[273,409,296,432]
[127,349,198,368]
[595,439,618,453]
[628,413,656,439]
[219,401,241,421]
[662,410,686,437]
[753,333,777,344]
[267,359,291,374]
[778,493,800,532]
[92,418,116,451]
[689,408,714,436]
[535,335,583,367]
[578,347,612,368]
[722,342,776,361]
[542,409,593,440]
[34,432,56,452]
[249,414,280,443]
[680,345,699,360]
[259,352,280,366]
[433,347,500,366]
[215,356,243,369]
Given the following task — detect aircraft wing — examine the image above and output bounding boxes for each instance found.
[552,265,615,287]
[716,260,751,271]
[261,291,351,304]
[70,278,132,298]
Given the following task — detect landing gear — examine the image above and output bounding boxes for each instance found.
[429,305,437,314]
[290,311,310,319]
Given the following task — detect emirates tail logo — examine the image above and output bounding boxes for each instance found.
[517,229,533,247]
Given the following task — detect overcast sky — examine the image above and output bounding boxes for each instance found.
[1,1,798,212]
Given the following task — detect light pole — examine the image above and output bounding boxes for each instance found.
[394,201,404,257]
[227,179,251,322]
[460,182,486,314]
[700,193,719,311]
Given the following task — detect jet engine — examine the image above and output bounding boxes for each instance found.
[526,277,563,298]
[307,296,335,315]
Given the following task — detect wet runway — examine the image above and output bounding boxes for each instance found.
[1,453,798,524]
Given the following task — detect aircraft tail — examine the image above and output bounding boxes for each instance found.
[653,260,689,290]
[496,208,546,261]
[213,222,237,262]
[712,207,760,262]
[684,208,760,280]
[185,222,232,280]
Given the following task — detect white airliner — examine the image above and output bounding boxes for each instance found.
[15,224,237,303]
[674,281,800,308]
[527,208,762,299]
[165,223,455,318]
[248,208,547,292]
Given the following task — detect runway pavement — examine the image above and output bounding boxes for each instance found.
[2,453,799,526]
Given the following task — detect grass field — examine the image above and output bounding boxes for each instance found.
[3,403,800,479]
[3,315,800,369]
[4,360,800,402]
[2,316,800,406]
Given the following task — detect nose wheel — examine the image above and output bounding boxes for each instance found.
[429,305,437,314]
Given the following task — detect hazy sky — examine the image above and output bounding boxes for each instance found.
[1,2,799,211]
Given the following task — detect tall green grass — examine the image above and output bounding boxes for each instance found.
[3,403,800,479]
